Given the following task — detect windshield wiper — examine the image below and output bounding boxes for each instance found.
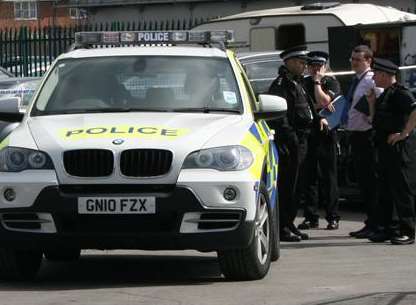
[39,107,172,115]
[91,107,172,113]
[172,107,241,114]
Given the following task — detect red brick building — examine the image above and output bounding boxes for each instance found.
[0,0,86,29]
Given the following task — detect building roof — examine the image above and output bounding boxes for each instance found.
[210,3,416,26]
[60,46,227,59]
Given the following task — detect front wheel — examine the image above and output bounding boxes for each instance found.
[218,182,272,280]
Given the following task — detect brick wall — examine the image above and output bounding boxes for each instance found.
[0,1,79,29]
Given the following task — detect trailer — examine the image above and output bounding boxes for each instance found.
[193,2,416,52]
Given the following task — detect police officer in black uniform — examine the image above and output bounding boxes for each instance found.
[268,46,329,242]
[367,58,416,245]
[299,51,341,230]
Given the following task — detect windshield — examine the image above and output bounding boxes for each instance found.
[32,56,243,115]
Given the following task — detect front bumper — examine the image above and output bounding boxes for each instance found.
[0,185,254,251]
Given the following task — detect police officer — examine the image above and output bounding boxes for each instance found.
[366,58,416,245]
[268,46,328,242]
[299,51,341,230]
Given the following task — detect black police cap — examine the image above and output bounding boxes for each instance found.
[280,45,308,61]
[373,58,398,75]
[307,51,329,65]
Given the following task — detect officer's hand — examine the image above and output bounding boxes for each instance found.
[320,118,329,131]
[387,132,407,145]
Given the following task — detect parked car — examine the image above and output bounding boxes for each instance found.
[0,30,285,281]
[0,78,41,110]
[2,56,52,77]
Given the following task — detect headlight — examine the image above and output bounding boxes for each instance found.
[182,146,253,171]
[0,147,54,172]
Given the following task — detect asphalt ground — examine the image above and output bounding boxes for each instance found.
[0,209,415,305]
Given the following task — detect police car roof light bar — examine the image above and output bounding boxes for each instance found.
[74,30,234,49]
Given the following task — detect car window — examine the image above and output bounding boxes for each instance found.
[241,59,282,95]
[33,56,243,115]
[243,60,281,81]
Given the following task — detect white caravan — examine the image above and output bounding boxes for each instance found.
[193,2,416,52]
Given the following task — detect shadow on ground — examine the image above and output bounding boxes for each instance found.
[306,292,416,305]
[0,253,223,291]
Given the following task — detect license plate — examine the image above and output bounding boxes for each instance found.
[78,197,156,214]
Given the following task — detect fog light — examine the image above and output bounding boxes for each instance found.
[223,187,237,201]
[4,188,16,202]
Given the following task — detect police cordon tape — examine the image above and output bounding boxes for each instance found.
[248,65,416,82]
[0,89,36,95]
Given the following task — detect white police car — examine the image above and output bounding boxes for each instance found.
[0,31,286,281]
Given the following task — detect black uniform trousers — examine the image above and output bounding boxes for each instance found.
[349,130,378,229]
[276,129,310,231]
[376,134,416,238]
[303,128,339,222]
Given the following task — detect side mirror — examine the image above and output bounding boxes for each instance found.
[0,97,24,122]
[254,94,287,121]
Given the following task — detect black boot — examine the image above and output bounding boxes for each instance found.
[368,230,391,243]
[280,227,301,242]
[289,223,309,240]
[391,235,415,245]
[298,219,319,230]
[326,219,339,230]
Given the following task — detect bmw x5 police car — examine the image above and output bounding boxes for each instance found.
[0,31,287,281]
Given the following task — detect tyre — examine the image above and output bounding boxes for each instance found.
[0,248,43,281]
[270,198,280,262]
[44,248,81,262]
[218,182,272,280]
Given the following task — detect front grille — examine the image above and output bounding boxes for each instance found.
[120,149,173,177]
[64,149,114,177]
[59,184,175,195]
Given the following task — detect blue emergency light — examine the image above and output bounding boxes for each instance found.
[74,30,234,46]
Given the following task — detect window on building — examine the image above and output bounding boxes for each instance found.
[69,8,87,19]
[277,24,305,50]
[14,1,38,20]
